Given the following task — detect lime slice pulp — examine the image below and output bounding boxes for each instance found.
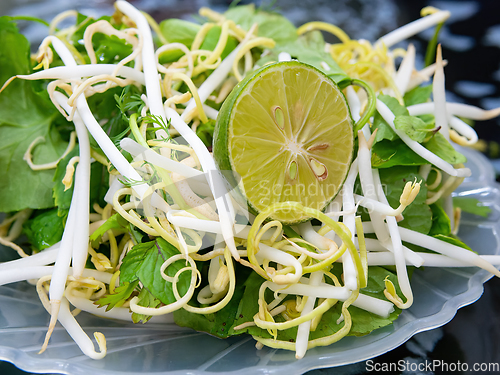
[214,61,354,223]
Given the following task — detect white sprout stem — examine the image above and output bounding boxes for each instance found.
[363,223,500,277]
[48,37,149,199]
[115,1,167,139]
[56,298,106,359]
[0,243,59,271]
[357,134,391,244]
[419,164,432,180]
[297,221,332,251]
[256,244,302,284]
[166,210,273,239]
[353,194,405,216]
[65,292,173,323]
[116,1,237,258]
[203,104,219,120]
[395,43,415,96]
[181,46,244,120]
[341,158,359,291]
[376,99,471,178]
[449,116,478,144]
[366,252,500,267]
[433,45,450,140]
[323,194,343,241]
[406,61,447,91]
[407,102,500,120]
[54,93,91,278]
[120,138,204,179]
[295,271,323,359]
[0,266,113,286]
[165,108,238,259]
[373,170,413,308]
[16,64,145,84]
[266,281,350,300]
[346,86,361,122]
[377,10,451,48]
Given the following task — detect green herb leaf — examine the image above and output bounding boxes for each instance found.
[429,203,451,236]
[394,115,434,143]
[89,213,128,245]
[22,208,64,251]
[159,19,200,49]
[372,95,409,144]
[224,4,297,44]
[423,133,467,165]
[379,167,432,234]
[453,197,492,217]
[119,238,191,305]
[0,17,69,212]
[432,234,472,251]
[95,281,138,312]
[372,139,427,168]
[132,287,161,323]
[403,85,433,106]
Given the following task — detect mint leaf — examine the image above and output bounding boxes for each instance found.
[453,197,492,218]
[424,133,467,165]
[372,139,427,168]
[119,238,191,305]
[95,281,138,312]
[403,85,433,106]
[372,95,409,144]
[132,287,161,323]
[22,208,64,251]
[394,115,434,143]
[0,17,69,212]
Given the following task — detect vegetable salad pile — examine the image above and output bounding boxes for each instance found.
[0,1,499,361]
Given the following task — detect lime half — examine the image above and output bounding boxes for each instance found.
[214,61,354,223]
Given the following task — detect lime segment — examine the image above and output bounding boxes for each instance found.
[214,61,354,223]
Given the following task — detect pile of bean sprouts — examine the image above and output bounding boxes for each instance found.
[1,1,500,361]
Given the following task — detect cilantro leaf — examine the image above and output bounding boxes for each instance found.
[0,17,69,212]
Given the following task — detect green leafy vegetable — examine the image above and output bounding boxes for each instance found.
[453,197,492,217]
[403,85,433,106]
[120,238,191,305]
[132,288,161,323]
[89,213,128,245]
[22,208,64,251]
[0,17,69,212]
[423,133,467,165]
[394,115,434,143]
[429,203,451,236]
[95,281,138,311]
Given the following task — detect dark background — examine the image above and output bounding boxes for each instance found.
[1,0,499,374]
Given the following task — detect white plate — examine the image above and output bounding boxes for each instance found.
[0,146,499,374]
